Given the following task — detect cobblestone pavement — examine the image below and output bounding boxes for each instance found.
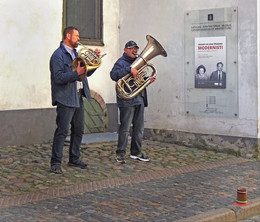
[0,139,259,221]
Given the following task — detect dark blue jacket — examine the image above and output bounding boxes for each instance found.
[110,53,148,107]
[50,42,95,107]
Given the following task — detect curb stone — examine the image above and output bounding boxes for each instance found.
[174,198,260,222]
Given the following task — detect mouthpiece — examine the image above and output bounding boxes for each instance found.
[133,53,139,58]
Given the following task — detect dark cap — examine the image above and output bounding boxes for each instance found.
[125,40,139,49]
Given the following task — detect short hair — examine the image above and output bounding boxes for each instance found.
[196,65,206,74]
[63,26,78,40]
[217,62,223,67]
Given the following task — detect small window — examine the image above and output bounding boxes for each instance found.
[63,0,103,46]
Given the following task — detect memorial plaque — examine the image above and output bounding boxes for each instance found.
[184,8,238,117]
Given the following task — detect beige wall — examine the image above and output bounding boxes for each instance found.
[0,0,62,110]
[0,0,119,111]
[0,0,259,146]
[119,0,258,138]
[257,0,260,138]
[87,0,119,104]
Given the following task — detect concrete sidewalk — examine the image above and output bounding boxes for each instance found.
[0,133,259,221]
[66,132,118,144]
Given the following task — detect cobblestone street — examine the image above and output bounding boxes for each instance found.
[0,137,259,221]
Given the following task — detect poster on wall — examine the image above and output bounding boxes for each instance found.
[194,36,226,89]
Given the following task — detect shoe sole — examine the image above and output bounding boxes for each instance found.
[50,170,63,174]
[130,155,150,162]
[68,163,87,169]
[50,165,63,174]
[115,159,126,164]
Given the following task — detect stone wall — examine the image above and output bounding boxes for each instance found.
[144,128,260,159]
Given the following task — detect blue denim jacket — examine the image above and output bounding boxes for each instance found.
[50,42,95,107]
[110,53,148,107]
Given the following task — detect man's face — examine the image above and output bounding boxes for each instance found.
[124,47,138,59]
[68,29,80,48]
[217,64,223,71]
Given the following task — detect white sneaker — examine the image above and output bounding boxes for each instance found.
[130,153,150,162]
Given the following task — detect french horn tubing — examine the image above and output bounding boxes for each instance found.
[72,42,106,80]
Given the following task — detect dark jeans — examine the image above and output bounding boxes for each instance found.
[116,101,144,156]
[50,96,84,166]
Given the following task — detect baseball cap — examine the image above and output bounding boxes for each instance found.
[125,40,139,49]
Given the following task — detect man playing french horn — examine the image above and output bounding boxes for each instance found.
[110,40,155,164]
[50,26,101,174]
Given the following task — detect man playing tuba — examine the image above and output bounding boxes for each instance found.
[110,40,156,164]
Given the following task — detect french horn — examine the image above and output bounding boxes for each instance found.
[116,35,167,99]
[72,42,106,80]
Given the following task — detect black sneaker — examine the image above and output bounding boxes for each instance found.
[68,160,87,169]
[115,155,126,164]
[50,164,63,174]
[130,153,150,162]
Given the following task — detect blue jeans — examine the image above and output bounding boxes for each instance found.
[117,101,144,156]
[51,96,84,166]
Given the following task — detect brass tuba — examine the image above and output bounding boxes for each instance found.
[116,35,167,99]
[72,42,106,80]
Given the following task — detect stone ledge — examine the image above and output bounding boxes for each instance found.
[144,128,260,159]
[174,197,260,222]
[235,198,260,220]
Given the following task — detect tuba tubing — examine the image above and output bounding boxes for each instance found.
[116,35,167,99]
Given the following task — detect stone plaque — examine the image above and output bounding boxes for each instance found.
[184,8,238,117]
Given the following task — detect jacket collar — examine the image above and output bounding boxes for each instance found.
[60,41,78,56]
[123,52,136,63]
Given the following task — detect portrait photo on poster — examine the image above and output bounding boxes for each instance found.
[194,36,226,89]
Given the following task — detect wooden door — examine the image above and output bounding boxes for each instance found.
[83,97,107,133]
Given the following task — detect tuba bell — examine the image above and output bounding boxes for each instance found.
[116,35,167,99]
[72,42,106,80]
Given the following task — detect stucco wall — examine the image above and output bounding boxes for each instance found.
[0,0,62,110]
[0,0,258,148]
[0,0,119,111]
[0,0,120,146]
[257,0,260,138]
[87,0,119,104]
[119,0,258,138]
